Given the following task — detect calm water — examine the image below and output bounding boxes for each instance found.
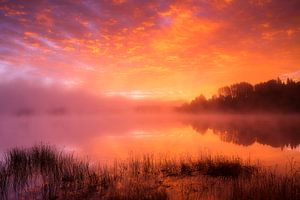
[1,114,299,170]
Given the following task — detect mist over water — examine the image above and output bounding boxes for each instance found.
[0,80,299,171]
[1,114,299,170]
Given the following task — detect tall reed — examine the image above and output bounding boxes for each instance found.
[0,145,298,200]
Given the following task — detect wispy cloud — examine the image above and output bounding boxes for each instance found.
[0,0,299,99]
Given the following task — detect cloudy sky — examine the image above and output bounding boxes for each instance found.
[0,0,299,100]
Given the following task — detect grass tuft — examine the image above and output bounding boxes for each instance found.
[0,145,299,200]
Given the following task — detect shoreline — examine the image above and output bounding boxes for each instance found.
[0,145,299,200]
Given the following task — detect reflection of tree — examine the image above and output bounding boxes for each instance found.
[188,116,300,149]
[179,79,300,113]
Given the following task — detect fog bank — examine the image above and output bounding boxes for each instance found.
[0,80,178,116]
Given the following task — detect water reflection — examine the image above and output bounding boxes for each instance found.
[0,114,299,168]
[186,115,300,149]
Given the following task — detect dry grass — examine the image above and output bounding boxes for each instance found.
[0,145,299,200]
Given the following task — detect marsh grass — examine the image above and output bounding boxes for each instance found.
[0,145,299,200]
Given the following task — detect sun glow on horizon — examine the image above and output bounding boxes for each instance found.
[0,0,300,100]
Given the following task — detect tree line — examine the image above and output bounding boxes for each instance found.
[178,78,300,113]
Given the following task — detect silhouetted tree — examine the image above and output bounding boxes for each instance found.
[178,78,300,113]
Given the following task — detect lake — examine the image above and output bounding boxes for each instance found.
[0,114,299,171]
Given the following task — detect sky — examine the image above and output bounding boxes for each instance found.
[0,0,300,100]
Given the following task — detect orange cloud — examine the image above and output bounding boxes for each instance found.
[1,0,300,100]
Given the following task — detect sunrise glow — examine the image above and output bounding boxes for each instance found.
[1,0,299,100]
[1,1,300,199]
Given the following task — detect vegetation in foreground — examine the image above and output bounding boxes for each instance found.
[0,145,299,200]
